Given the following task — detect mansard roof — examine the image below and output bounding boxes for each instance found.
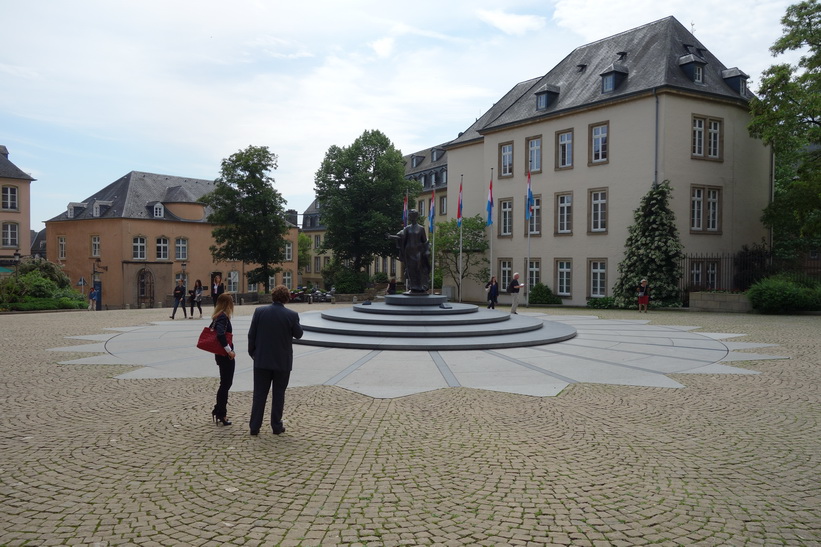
[47,171,215,222]
[0,145,36,181]
[448,16,750,140]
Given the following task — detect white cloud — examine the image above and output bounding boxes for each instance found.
[476,9,547,35]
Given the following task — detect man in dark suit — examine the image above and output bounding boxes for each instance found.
[247,284,304,436]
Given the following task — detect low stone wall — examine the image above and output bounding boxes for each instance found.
[689,292,752,313]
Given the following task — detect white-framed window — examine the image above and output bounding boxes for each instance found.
[537,93,548,110]
[175,238,188,260]
[590,123,608,164]
[500,199,513,236]
[156,237,169,260]
[590,189,607,233]
[133,236,146,260]
[285,241,293,261]
[690,260,719,289]
[692,115,723,160]
[418,199,425,218]
[2,222,19,247]
[694,65,704,84]
[249,282,258,293]
[92,202,101,217]
[227,271,239,292]
[314,256,321,272]
[602,73,615,93]
[527,136,542,172]
[527,259,540,289]
[589,260,607,298]
[439,196,447,215]
[153,204,164,218]
[691,186,721,233]
[91,235,100,257]
[314,235,321,248]
[58,236,66,260]
[739,78,747,97]
[557,130,573,169]
[527,196,541,235]
[500,259,512,291]
[500,142,513,177]
[283,270,292,288]
[556,193,572,234]
[556,260,572,297]
[1,186,18,210]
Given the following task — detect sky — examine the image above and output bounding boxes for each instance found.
[1,0,804,233]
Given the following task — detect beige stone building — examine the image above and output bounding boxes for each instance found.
[445,16,771,306]
[45,171,298,309]
[1,146,35,272]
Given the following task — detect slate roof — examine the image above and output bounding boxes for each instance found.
[47,171,215,222]
[0,146,36,181]
[448,16,749,142]
[403,143,449,178]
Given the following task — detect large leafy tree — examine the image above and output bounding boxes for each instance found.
[613,180,684,308]
[201,145,288,291]
[433,215,489,301]
[748,0,821,258]
[314,130,420,274]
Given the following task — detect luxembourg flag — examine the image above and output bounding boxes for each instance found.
[429,188,436,233]
[402,193,408,226]
[457,180,463,228]
[486,177,493,226]
[525,171,534,221]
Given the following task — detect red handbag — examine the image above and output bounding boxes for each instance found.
[197,326,233,356]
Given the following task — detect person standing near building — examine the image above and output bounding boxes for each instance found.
[485,276,499,309]
[210,293,236,426]
[508,272,521,314]
[637,278,651,313]
[88,287,98,311]
[247,285,303,436]
[170,279,187,319]
[189,279,203,319]
[211,274,225,307]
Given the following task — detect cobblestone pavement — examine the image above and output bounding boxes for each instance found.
[1,305,819,546]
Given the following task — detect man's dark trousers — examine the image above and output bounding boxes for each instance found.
[250,369,291,433]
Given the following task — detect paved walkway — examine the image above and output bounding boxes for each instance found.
[1,304,819,546]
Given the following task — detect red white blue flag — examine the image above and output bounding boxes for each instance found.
[525,171,534,221]
[429,188,436,233]
[486,177,493,226]
[457,181,463,228]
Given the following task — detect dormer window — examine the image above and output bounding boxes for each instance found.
[600,64,627,94]
[93,203,101,217]
[739,78,747,97]
[694,65,703,84]
[721,67,750,97]
[66,202,86,219]
[67,206,74,219]
[537,93,548,110]
[411,155,419,168]
[431,149,439,162]
[154,203,164,218]
[602,74,615,93]
[534,84,560,110]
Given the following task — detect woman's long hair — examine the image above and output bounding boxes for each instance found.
[211,293,234,320]
[194,279,202,289]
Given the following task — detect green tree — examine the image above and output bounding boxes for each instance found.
[613,180,684,308]
[748,0,821,257]
[433,215,489,301]
[201,145,289,292]
[297,232,311,274]
[314,130,420,276]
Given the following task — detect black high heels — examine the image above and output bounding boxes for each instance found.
[211,410,232,426]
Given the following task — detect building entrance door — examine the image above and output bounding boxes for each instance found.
[137,268,155,308]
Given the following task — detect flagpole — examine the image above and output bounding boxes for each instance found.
[458,175,464,303]
[488,168,494,281]
[526,165,532,308]
[429,188,436,295]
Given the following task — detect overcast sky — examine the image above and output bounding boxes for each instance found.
[1,0,803,233]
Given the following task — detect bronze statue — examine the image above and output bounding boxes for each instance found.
[386,209,431,294]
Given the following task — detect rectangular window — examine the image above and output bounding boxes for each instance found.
[91,235,100,257]
[556,130,573,169]
[440,196,447,215]
[283,271,292,288]
[689,261,719,289]
[500,142,514,177]
[556,260,572,297]
[269,275,276,289]
[227,271,239,292]
[500,260,512,291]
[692,115,723,160]
[2,222,19,247]
[691,186,722,233]
[305,261,311,273]
[526,136,542,173]
[153,204,164,218]
[527,259,540,289]
[133,237,146,260]
[602,74,615,93]
[694,65,703,83]
[556,193,573,234]
[418,199,425,218]
[589,189,607,233]
[589,122,609,164]
[175,238,188,260]
[58,236,66,260]
[527,196,541,235]
[285,242,293,261]
[314,256,321,272]
[500,199,513,236]
[314,235,321,248]
[156,237,169,260]
[2,186,18,210]
[589,260,607,298]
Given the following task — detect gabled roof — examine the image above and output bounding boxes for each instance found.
[0,145,36,181]
[47,171,215,222]
[404,142,449,177]
[448,16,750,139]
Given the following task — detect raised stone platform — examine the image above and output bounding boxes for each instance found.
[296,295,577,350]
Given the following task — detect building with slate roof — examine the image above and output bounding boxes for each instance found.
[1,145,36,270]
[445,16,771,306]
[45,171,298,309]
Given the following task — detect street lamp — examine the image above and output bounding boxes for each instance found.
[13,249,21,280]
